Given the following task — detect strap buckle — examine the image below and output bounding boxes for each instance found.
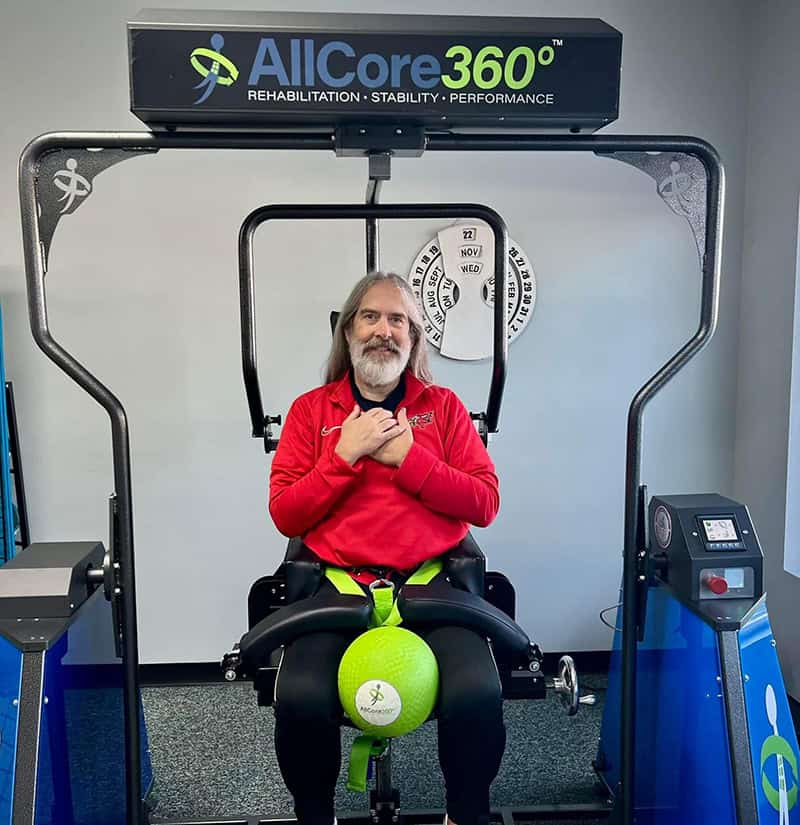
[368,577,395,594]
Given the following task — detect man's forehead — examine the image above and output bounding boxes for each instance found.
[358,284,408,315]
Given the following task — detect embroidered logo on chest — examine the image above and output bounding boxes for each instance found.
[408,411,434,429]
[321,412,434,435]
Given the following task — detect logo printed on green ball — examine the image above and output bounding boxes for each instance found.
[339,625,439,737]
[356,680,402,726]
[369,684,384,705]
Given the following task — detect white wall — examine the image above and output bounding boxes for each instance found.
[0,0,749,663]
[734,0,800,698]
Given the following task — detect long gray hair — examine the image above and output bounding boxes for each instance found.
[325,271,433,384]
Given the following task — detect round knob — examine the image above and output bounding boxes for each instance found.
[707,575,728,595]
[554,655,579,716]
[224,669,237,682]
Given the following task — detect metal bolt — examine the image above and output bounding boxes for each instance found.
[359,129,367,135]
[395,128,403,135]
[716,676,722,682]
[638,575,646,582]
[692,531,699,537]
[69,603,75,609]
[33,618,39,623]
[771,639,777,647]
[43,697,49,705]
[744,674,750,682]
[12,699,18,706]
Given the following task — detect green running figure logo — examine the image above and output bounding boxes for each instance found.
[190,33,239,104]
[370,684,384,706]
[762,684,798,822]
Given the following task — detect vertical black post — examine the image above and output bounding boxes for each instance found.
[366,154,391,272]
[6,382,30,549]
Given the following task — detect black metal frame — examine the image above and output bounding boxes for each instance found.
[151,804,613,825]
[18,130,724,825]
[238,202,508,446]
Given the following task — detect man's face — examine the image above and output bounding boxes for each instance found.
[347,281,413,387]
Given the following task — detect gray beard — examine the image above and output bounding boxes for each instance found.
[350,340,410,388]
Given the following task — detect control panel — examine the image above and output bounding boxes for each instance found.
[650,494,763,604]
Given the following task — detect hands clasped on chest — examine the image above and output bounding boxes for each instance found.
[334,404,413,468]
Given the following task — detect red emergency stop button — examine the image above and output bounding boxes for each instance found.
[707,575,728,595]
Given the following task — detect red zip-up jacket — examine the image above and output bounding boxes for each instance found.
[269,370,500,571]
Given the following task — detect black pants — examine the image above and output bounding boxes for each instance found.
[274,623,506,825]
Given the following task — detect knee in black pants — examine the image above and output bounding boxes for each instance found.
[274,645,343,727]
[425,625,504,725]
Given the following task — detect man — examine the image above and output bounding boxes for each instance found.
[269,271,504,825]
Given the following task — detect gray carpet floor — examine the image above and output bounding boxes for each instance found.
[141,675,609,823]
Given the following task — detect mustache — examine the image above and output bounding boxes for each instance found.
[363,337,401,354]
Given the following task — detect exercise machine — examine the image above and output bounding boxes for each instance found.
[3,9,796,825]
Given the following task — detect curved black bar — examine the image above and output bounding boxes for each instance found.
[237,220,265,437]
[18,129,334,825]
[617,148,723,822]
[426,132,719,157]
[239,590,372,671]
[239,202,509,437]
[399,579,531,660]
[430,133,724,824]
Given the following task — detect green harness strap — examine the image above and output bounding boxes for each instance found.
[324,558,443,627]
[324,558,443,791]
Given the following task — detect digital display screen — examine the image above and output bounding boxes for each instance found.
[701,518,738,542]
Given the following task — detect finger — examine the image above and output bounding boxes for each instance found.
[345,404,361,421]
[398,407,409,426]
[378,424,403,442]
[369,412,394,427]
[366,407,392,420]
[379,418,399,433]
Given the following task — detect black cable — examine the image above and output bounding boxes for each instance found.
[599,603,622,631]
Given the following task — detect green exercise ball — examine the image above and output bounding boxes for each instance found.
[338,625,439,737]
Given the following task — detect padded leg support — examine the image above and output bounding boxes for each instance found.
[398,579,532,663]
[238,589,372,672]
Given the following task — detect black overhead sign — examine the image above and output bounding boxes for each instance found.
[128,10,622,132]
